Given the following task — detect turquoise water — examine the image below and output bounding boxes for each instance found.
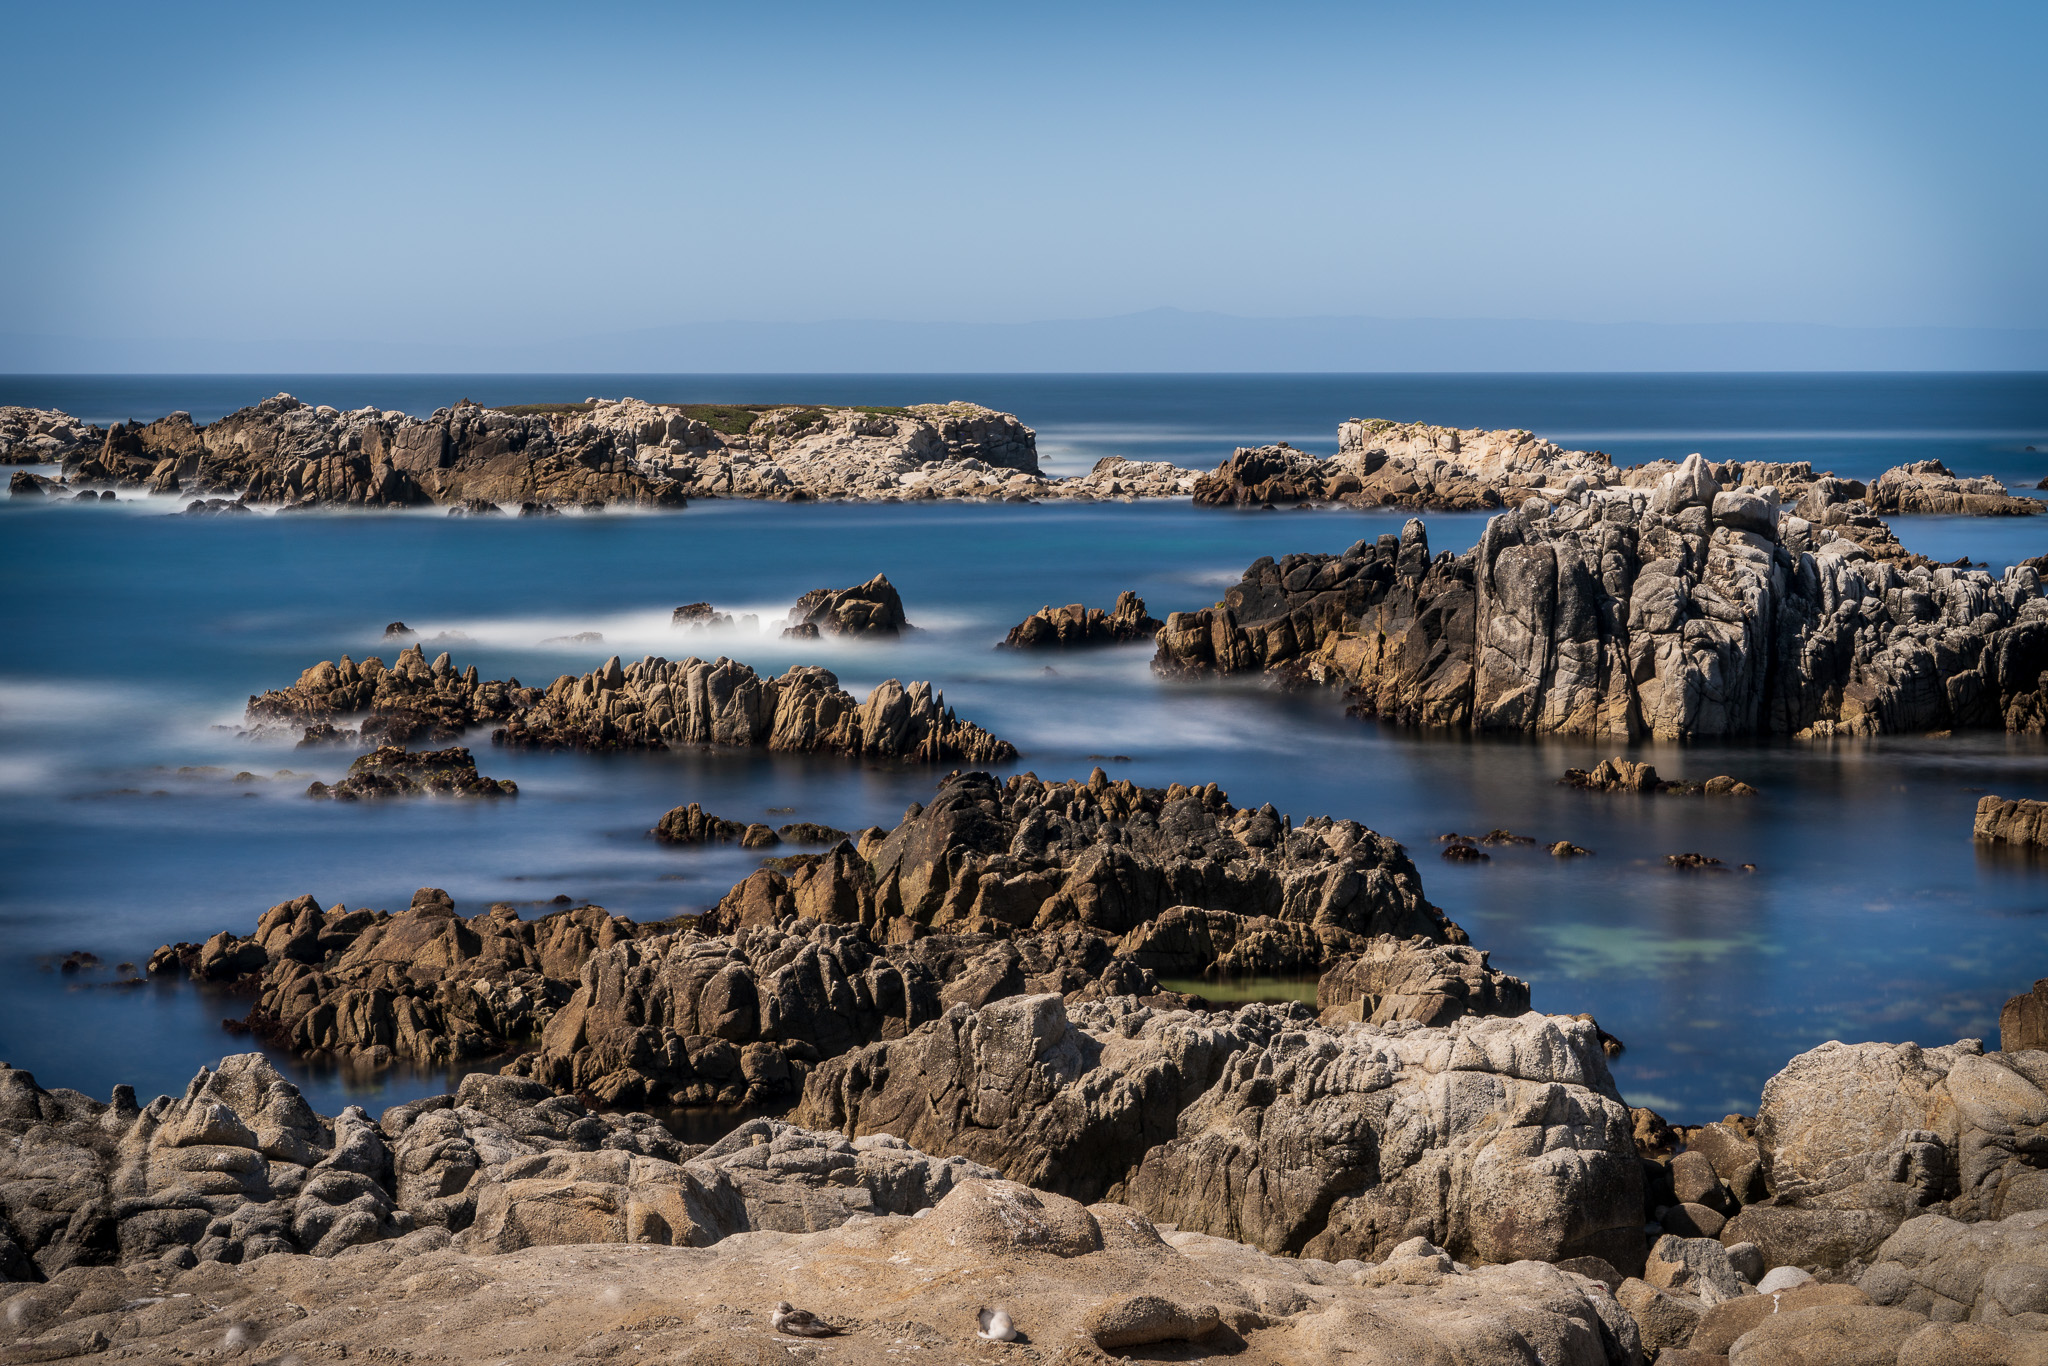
[1,373,2044,1124]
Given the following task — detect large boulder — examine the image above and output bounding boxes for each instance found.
[1126,1012,1646,1272]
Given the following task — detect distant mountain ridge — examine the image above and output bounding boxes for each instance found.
[5,308,2046,373]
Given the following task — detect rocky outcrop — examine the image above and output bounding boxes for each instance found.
[0,406,97,464]
[1561,757,1758,795]
[799,993,1645,1272]
[1156,457,2048,738]
[250,647,1017,764]
[1193,422,1622,511]
[147,889,664,1067]
[797,993,1292,1204]
[494,655,1015,763]
[1714,1038,2048,1276]
[247,644,539,745]
[1001,590,1163,648]
[8,468,66,496]
[305,745,516,800]
[1977,794,2048,847]
[62,395,687,509]
[2002,981,2048,1053]
[1870,460,2042,518]
[1314,936,1532,1026]
[1127,1012,1647,1271]
[784,573,911,638]
[0,1144,1655,1366]
[833,768,1459,948]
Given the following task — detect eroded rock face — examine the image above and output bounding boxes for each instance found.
[1002,591,1164,648]
[1156,468,2048,738]
[797,993,1290,1204]
[1314,937,1532,1026]
[1127,1012,1647,1272]
[1978,795,2048,848]
[250,647,1016,764]
[305,745,516,800]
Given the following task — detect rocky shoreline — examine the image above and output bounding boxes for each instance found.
[10,398,2038,521]
[4,762,2046,1361]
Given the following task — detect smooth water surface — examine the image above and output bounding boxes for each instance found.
[1,373,2045,1125]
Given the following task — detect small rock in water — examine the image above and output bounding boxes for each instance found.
[1549,840,1594,857]
[1666,852,1725,870]
[383,622,412,637]
[1441,843,1489,863]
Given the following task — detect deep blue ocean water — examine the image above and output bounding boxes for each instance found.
[1,373,2045,1126]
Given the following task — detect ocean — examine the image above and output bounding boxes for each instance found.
[1,372,2044,1125]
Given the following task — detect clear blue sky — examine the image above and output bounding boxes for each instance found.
[5,0,2043,348]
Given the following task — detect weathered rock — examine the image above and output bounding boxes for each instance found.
[250,647,1016,764]
[0,406,99,465]
[1859,1208,2048,1325]
[2004,981,2048,1053]
[1979,796,2048,848]
[0,1164,1655,1365]
[63,395,687,509]
[1720,1039,2048,1275]
[1155,481,2048,737]
[785,574,911,638]
[305,745,516,800]
[1193,422,1622,512]
[1001,590,1163,648]
[798,993,1287,1204]
[1314,936,1532,1026]
[1870,461,2043,518]
[1125,1010,1648,1272]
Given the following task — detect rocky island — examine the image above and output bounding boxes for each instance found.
[1156,454,2047,738]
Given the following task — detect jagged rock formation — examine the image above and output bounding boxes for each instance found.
[784,573,911,638]
[494,656,1015,763]
[249,646,1017,764]
[815,768,1458,950]
[1193,423,1622,510]
[247,644,538,745]
[60,395,688,509]
[1870,460,2042,517]
[305,745,516,800]
[1561,757,1757,795]
[1977,794,2048,847]
[1001,590,1163,648]
[0,406,97,464]
[148,890,658,1066]
[800,993,1646,1272]
[1156,455,2048,738]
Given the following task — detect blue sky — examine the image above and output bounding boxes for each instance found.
[4,0,2043,350]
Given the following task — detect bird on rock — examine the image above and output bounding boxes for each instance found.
[977,1307,1016,1342]
[770,1302,842,1338]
